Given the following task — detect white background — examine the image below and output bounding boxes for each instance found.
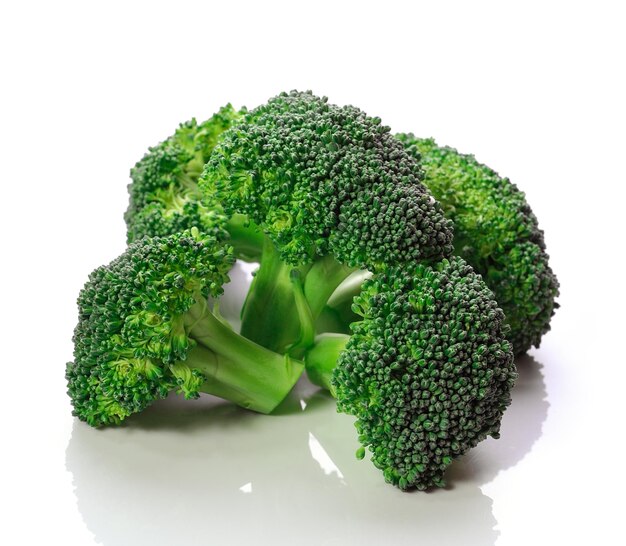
[1,1,625,544]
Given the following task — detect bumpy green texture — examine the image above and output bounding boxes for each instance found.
[202,91,454,269]
[66,229,304,427]
[396,135,559,354]
[125,105,243,244]
[66,229,232,425]
[331,258,516,490]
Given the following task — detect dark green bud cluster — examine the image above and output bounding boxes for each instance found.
[125,105,243,243]
[396,135,559,354]
[66,228,234,426]
[332,257,516,490]
[202,91,454,268]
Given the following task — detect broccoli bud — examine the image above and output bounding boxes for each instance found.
[66,229,303,427]
[125,105,264,261]
[396,135,559,354]
[202,91,454,268]
[307,257,517,490]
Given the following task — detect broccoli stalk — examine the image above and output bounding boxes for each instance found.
[240,237,355,356]
[225,213,265,262]
[66,229,303,427]
[182,297,303,413]
[302,333,348,393]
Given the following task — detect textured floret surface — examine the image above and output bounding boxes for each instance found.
[397,135,559,353]
[333,257,517,490]
[66,229,233,426]
[125,105,243,243]
[202,91,454,268]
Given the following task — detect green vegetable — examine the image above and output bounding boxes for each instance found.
[66,90,552,491]
[66,228,303,427]
[201,91,454,268]
[396,135,559,354]
[125,105,264,261]
[194,91,516,490]
[201,90,454,354]
[306,258,516,490]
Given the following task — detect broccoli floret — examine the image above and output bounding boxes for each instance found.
[125,105,264,260]
[395,135,559,354]
[202,91,454,268]
[66,228,303,427]
[200,91,454,354]
[305,258,516,490]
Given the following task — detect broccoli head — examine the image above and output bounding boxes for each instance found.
[125,105,263,260]
[66,228,303,427]
[395,135,559,354]
[306,257,516,490]
[202,91,454,269]
[200,91,454,355]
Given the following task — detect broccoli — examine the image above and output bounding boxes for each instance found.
[125,105,264,261]
[196,91,516,489]
[202,91,454,268]
[305,258,516,490]
[65,228,304,427]
[201,91,454,354]
[395,135,559,354]
[65,90,538,491]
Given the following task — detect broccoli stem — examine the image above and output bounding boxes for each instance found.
[285,269,316,355]
[226,214,265,262]
[184,298,304,413]
[239,237,304,353]
[304,333,350,392]
[239,239,356,356]
[302,255,356,320]
[317,270,372,332]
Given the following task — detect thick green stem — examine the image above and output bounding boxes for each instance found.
[317,270,372,333]
[240,242,356,355]
[304,333,350,393]
[326,270,372,310]
[239,237,304,353]
[286,269,316,355]
[183,299,304,413]
[303,255,357,319]
[226,214,265,262]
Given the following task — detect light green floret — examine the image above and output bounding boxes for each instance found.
[395,135,559,354]
[125,105,264,261]
[306,257,517,490]
[65,229,304,427]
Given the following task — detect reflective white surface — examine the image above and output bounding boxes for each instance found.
[3,2,625,544]
[63,263,549,546]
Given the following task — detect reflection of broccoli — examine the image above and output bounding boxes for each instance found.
[66,229,303,427]
[396,135,559,354]
[306,258,516,490]
[125,105,263,260]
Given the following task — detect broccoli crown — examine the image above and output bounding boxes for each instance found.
[201,91,454,268]
[125,105,243,243]
[66,229,233,426]
[396,135,559,354]
[332,257,516,490]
